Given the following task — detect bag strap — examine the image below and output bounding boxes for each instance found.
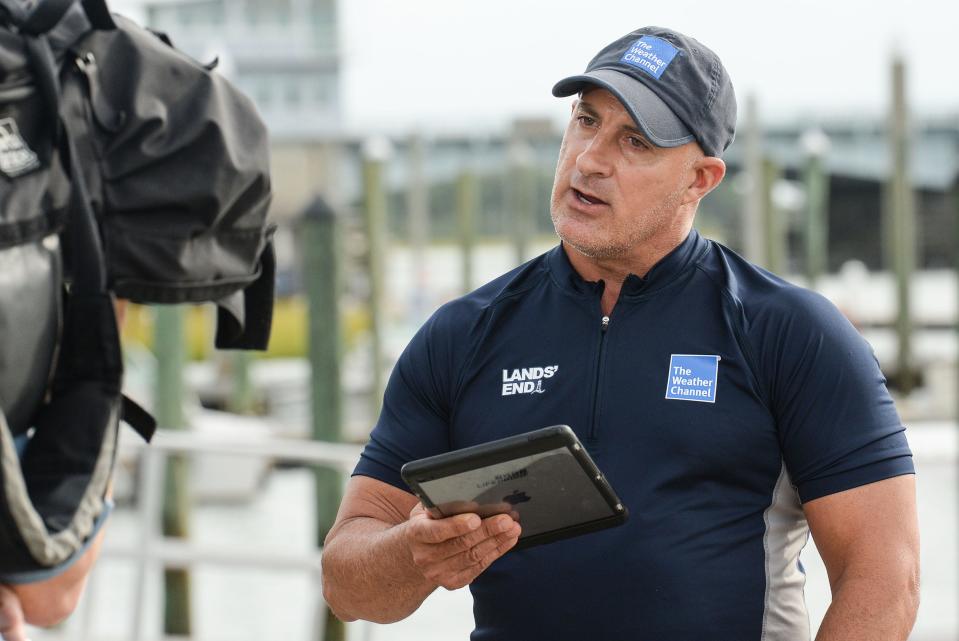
[80,0,113,29]
[20,0,75,35]
[121,395,156,442]
[22,28,106,294]
[2,0,114,32]
[20,35,59,164]
[0,209,67,248]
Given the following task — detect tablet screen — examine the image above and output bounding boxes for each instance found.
[417,445,615,538]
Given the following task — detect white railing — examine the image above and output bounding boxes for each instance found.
[35,428,366,641]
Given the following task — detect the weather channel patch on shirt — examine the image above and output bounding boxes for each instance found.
[620,35,679,80]
[665,354,720,403]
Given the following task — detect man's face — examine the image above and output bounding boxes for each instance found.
[550,87,699,260]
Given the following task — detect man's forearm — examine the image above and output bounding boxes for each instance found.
[321,517,435,624]
[815,574,919,641]
[12,515,107,627]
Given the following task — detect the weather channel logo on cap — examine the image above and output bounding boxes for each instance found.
[620,36,679,80]
[665,354,720,403]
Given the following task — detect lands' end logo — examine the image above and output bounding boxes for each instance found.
[501,365,558,396]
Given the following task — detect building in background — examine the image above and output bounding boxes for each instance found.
[143,0,340,140]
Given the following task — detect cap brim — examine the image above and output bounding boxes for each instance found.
[552,68,695,148]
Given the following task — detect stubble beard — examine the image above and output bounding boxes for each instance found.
[550,184,687,260]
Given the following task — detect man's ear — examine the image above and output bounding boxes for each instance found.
[684,156,726,204]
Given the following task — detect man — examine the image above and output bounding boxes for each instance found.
[322,27,919,640]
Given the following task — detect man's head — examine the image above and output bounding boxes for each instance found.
[548,27,736,262]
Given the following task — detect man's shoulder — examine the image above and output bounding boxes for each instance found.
[695,239,845,331]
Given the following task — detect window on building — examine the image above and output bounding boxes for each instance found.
[245,0,292,26]
[173,0,223,26]
[311,72,335,108]
[284,77,301,109]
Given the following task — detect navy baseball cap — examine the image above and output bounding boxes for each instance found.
[552,27,737,158]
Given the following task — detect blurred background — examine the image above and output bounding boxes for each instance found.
[30,0,958,639]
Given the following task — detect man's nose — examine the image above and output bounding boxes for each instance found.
[575,135,613,178]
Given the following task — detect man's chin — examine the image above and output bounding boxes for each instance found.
[556,229,629,261]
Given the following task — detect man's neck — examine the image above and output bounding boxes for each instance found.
[563,225,693,316]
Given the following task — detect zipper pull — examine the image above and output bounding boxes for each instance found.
[75,51,125,133]
[601,315,610,332]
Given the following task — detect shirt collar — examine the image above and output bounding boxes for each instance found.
[547,228,707,298]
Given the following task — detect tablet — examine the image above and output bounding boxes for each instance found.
[400,425,628,550]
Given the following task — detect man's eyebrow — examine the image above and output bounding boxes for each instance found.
[577,98,651,142]
[622,123,650,140]
[575,100,600,118]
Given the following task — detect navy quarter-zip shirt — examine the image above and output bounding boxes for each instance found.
[353,229,914,641]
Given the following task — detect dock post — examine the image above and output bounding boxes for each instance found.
[741,94,765,264]
[154,305,192,636]
[407,134,432,324]
[362,138,391,413]
[509,139,535,266]
[762,157,786,275]
[801,128,831,287]
[228,350,254,414]
[886,54,917,392]
[302,196,346,641]
[456,167,478,294]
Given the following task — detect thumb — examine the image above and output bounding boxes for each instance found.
[408,502,430,520]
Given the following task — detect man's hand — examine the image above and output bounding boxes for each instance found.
[405,503,521,590]
[0,585,28,641]
[322,476,522,623]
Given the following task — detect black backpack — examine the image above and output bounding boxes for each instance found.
[0,0,274,578]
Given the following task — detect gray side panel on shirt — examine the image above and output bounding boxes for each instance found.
[762,463,812,641]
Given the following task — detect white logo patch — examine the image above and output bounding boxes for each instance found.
[0,118,40,178]
[501,365,558,396]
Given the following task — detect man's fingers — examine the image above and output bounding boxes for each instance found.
[441,528,522,590]
[454,525,522,571]
[0,585,28,641]
[408,511,481,544]
[436,514,518,561]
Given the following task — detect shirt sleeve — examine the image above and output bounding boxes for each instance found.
[753,288,914,504]
[352,305,465,492]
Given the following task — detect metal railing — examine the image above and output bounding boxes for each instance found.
[35,428,366,641]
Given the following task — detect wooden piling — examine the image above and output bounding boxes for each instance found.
[886,54,917,392]
[508,140,536,266]
[802,128,831,287]
[362,139,390,413]
[302,197,345,641]
[154,305,192,636]
[407,134,431,324]
[761,157,786,275]
[742,94,765,265]
[456,168,478,294]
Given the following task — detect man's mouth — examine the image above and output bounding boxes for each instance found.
[572,188,608,206]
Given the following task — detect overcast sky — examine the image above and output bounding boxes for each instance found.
[112,0,958,135]
[338,0,958,134]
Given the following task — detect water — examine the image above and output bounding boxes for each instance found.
[26,422,956,641]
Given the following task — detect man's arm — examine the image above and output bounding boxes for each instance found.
[321,475,521,624]
[805,474,919,641]
[9,524,107,628]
